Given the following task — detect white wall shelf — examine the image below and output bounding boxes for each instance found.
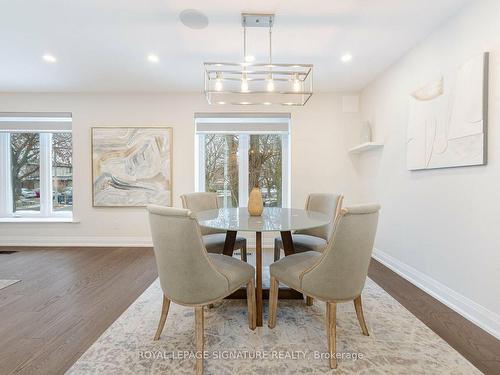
[348,142,384,154]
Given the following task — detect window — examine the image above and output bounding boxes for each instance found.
[195,114,290,208]
[0,113,73,220]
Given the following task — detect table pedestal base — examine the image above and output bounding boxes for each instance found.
[223,229,299,327]
[226,287,303,300]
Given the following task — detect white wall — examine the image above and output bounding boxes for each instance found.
[0,92,361,246]
[358,0,500,338]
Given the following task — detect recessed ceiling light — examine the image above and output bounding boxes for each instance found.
[341,53,353,63]
[180,9,209,30]
[147,54,159,63]
[245,55,255,62]
[217,101,226,105]
[42,54,57,63]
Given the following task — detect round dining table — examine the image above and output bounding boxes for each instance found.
[197,207,330,326]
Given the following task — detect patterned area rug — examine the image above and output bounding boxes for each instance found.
[0,279,20,291]
[67,278,480,374]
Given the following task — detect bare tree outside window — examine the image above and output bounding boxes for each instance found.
[10,133,40,212]
[203,133,284,208]
[204,134,239,207]
[52,133,73,211]
[249,135,282,207]
[9,132,73,214]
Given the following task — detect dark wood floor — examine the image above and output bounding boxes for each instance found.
[0,247,498,375]
[369,259,500,375]
[0,247,158,375]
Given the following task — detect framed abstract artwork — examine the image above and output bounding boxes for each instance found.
[407,52,489,170]
[92,127,173,207]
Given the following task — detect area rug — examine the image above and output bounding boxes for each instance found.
[0,279,20,291]
[67,278,480,374]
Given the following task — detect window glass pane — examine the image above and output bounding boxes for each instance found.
[249,134,283,207]
[52,132,73,212]
[10,133,40,212]
[204,134,239,208]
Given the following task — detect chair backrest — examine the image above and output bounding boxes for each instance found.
[300,204,380,301]
[147,205,229,305]
[180,192,222,235]
[295,193,343,240]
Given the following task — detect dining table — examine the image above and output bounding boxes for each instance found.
[197,207,331,326]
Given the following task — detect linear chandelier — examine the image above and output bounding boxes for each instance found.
[204,13,313,106]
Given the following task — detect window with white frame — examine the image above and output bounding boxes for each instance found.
[0,113,73,220]
[195,113,290,208]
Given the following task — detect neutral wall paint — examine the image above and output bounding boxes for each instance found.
[0,93,361,246]
[358,0,500,337]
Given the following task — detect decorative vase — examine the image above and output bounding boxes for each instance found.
[248,187,264,216]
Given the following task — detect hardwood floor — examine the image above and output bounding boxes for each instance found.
[369,259,500,375]
[0,247,158,375]
[0,247,498,374]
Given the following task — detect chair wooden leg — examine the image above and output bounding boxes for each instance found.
[326,302,330,338]
[327,302,337,369]
[306,296,314,306]
[195,306,204,375]
[354,295,369,336]
[268,276,279,328]
[154,295,170,340]
[246,278,256,330]
[241,243,248,262]
[273,242,281,262]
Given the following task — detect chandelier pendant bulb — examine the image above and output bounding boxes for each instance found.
[241,72,249,92]
[215,72,223,91]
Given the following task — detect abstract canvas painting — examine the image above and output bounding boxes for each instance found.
[407,52,488,170]
[92,127,172,207]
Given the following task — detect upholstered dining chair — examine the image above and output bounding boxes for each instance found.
[268,203,380,369]
[148,205,256,375]
[273,193,343,262]
[181,192,248,262]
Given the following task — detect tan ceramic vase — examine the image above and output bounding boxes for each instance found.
[248,187,264,216]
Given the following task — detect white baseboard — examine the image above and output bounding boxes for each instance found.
[0,235,276,248]
[0,236,154,247]
[373,247,500,340]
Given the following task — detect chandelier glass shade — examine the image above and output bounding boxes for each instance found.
[204,14,313,106]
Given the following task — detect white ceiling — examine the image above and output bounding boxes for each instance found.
[0,0,472,93]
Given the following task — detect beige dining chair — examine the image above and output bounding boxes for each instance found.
[268,203,380,369]
[273,193,343,262]
[181,192,248,261]
[148,205,256,375]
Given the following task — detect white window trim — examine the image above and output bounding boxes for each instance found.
[39,133,52,217]
[282,134,291,208]
[0,129,73,221]
[0,133,12,218]
[194,115,291,208]
[238,134,250,208]
[0,217,79,223]
[195,133,205,193]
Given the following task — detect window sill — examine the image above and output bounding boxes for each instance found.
[0,217,79,223]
